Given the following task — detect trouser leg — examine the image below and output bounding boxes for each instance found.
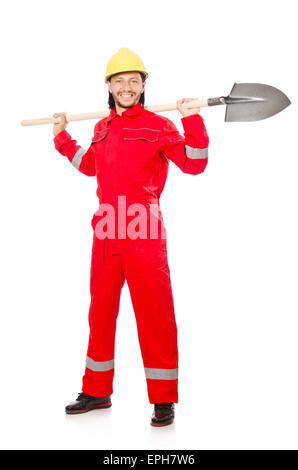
[82,237,125,397]
[123,239,178,404]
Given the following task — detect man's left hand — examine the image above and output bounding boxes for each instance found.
[176,98,201,117]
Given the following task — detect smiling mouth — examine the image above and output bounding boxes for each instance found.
[119,94,134,99]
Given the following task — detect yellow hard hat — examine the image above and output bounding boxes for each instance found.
[105,48,148,82]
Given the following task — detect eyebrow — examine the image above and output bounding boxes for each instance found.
[115,76,139,80]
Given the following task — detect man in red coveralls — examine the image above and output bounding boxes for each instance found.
[53,48,209,426]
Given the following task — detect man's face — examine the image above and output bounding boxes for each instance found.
[108,71,145,109]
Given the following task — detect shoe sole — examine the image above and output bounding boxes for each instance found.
[151,418,174,427]
[65,402,112,414]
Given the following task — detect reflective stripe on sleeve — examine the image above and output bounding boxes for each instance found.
[185,145,208,159]
[72,148,87,169]
[144,367,178,380]
[86,357,114,372]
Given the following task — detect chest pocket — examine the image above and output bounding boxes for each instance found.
[122,127,161,167]
[91,127,109,146]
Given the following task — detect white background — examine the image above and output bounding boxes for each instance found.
[0,0,297,450]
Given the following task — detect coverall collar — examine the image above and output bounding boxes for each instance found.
[107,102,143,123]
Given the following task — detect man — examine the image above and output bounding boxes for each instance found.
[53,48,209,426]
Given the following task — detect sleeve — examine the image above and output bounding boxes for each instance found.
[53,128,96,177]
[159,114,209,175]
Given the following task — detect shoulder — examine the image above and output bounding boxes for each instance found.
[141,108,177,132]
[93,116,110,132]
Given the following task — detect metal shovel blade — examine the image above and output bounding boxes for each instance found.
[224,83,291,122]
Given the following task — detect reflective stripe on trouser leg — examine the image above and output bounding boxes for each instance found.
[82,238,125,397]
[145,368,178,380]
[86,357,114,372]
[123,237,179,404]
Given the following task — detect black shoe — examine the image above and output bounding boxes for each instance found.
[65,392,112,414]
[151,403,175,426]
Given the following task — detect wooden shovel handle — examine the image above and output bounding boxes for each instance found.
[20,111,109,127]
[20,99,210,126]
[147,99,208,113]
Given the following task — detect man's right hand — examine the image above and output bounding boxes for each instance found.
[53,112,68,136]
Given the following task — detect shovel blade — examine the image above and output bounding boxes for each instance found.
[225,83,291,122]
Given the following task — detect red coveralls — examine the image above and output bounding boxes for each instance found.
[54,102,209,404]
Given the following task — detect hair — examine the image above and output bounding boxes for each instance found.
[108,72,146,109]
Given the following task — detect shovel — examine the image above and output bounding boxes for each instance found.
[20,82,291,126]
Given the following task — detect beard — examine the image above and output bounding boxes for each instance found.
[114,93,141,109]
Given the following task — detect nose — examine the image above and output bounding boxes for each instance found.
[121,83,132,92]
